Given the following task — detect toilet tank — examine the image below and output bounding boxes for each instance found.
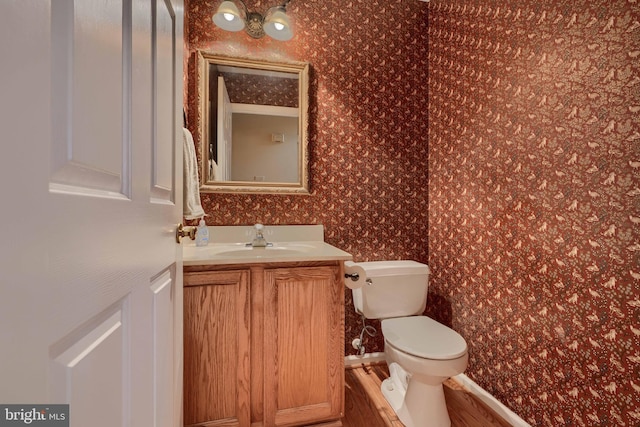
[349,260,430,319]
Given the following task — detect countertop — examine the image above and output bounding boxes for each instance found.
[182,225,352,266]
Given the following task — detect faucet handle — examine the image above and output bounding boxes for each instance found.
[250,223,270,247]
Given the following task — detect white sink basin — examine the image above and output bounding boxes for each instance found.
[183,240,351,266]
[215,243,316,257]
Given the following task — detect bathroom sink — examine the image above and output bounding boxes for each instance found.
[182,241,348,266]
[215,244,316,257]
[216,248,305,256]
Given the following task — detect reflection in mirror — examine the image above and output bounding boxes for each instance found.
[197,52,309,194]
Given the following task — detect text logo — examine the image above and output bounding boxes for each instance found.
[0,405,69,426]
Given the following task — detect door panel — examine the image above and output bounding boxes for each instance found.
[151,269,176,427]
[152,0,176,202]
[50,303,127,427]
[50,0,127,196]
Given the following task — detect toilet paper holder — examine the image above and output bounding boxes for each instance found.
[344,272,359,281]
[344,272,372,285]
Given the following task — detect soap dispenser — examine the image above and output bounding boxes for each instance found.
[195,219,209,247]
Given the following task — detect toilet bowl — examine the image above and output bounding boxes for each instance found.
[345,260,468,427]
[381,316,468,427]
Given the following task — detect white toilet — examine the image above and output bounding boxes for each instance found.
[346,260,468,427]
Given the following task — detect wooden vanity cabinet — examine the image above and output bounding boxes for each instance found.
[183,262,345,427]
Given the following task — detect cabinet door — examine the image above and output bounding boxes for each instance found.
[263,266,344,426]
[184,270,251,427]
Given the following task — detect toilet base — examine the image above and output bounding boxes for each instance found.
[381,376,451,427]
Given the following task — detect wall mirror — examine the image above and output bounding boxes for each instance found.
[197,51,309,194]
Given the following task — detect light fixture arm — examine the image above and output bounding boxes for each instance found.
[264,0,292,18]
[232,0,249,17]
[231,0,291,14]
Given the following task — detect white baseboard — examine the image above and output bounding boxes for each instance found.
[453,373,530,427]
[344,352,386,367]
[344,354,530,427]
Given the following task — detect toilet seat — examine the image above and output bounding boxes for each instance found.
[381,316,467,360]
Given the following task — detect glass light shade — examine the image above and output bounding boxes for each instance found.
[263,7,293,41]
[212,1,245,32]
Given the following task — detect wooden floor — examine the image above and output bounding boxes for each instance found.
[343,363,512,427]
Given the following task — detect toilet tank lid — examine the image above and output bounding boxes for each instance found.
[348,260,430,277]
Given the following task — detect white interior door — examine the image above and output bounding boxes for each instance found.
[0,1,184,426]
[217,75,233,181]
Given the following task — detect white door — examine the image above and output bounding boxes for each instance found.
[217,76,233,181]
[0,1,184,427]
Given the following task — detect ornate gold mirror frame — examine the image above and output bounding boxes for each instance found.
[197,52,309,194]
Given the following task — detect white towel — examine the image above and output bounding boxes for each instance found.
[183,128,205,220]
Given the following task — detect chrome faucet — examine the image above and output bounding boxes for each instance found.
[247,223,272,247]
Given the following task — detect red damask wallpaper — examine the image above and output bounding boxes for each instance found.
[222,73,299,106]
[185,0,639,425]
[427,0,639,425]
[185,0,430,371]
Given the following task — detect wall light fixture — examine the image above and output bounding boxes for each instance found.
[212,0,294,41]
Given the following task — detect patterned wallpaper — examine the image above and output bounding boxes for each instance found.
[185,0,429,362]
[427,0,640,426]
[185,0,640,425]
[221,72,299,107]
